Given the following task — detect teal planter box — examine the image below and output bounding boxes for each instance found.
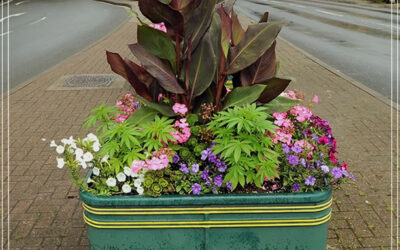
[80,184,331,250]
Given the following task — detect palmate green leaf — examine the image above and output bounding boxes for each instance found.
[263,96,301,114]
[137,25,177,73]
[123,149,146,166]
[100,141,119,158]
[222,84,267,109]
[227,22,284,74]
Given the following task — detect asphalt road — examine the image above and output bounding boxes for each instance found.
[236,0,398,102]
[1,0,129,92]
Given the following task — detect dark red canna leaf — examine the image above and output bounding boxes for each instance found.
[129,44,185,94]
[106,51,152,101]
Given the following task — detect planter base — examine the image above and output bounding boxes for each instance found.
[80,189,332,250]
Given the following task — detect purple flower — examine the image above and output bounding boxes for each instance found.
[287,155,299,165]
[331,167,342,179]
[314,160,322,167]
[201,170,208,180]
[201,149,211,161]
[208,153,217,163]
[212,187,217,194]
[191,164,199,174]
[312,133,319,141]
[291,145,302,154]
[319,153,324,159]
[282,144,290,153]
[320,165,330,174]
[191,183,201,195]
[172,154,180,164]
[341,169,349,177]
[217,161,227,173]
[292,183,301,191]
[133,102,139,109]
[180,164,189,174]
[305,176,316,186]
[214,175,223,187]
[226,182,233,191]
[300,158,306,167]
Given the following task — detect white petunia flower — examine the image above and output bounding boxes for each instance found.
[139,174,145,182]
[123,167,132,177]
[106,177,117,187]
[88,162,94,168]
[61,138,69,144]
[137,186,144,195]
[117,172,126,182]
[101,154,109,163]
[134,178,142,188]
[50,140,57,147]
[83,152,93,162]
[87,133,99,143]
[56,158,65,169]
[92,167,100,176]
[92,142,101,152]
[75,148,84,159]
[122,183,132,194]
[56,145,65,154]
[69,148,75,153]
[131,172,138,178]
[80,161,88,169]
[87,178,94,184]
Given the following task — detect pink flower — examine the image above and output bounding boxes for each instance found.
[172,103,188,116]
[329,152,337,163]
[170,118,191,144]
[285,90,297,100]
[273,130,292,145]
[146,154,169,171]
[158,94,165,102]
[149,22,167,33]
[290,105,312,122]
[226,87,232,93]
[313,95,319,104]
[131,160,146,174]
[294,140,313,150]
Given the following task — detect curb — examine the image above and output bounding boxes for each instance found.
[6,9,131,98]
[278,37,398,110]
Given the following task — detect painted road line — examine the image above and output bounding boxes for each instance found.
[0,12,25,23]
[15,0,30,5]
[0,0,13,7]
[314,9,343,17]
[29,17,46,25]
[0,31,12,37]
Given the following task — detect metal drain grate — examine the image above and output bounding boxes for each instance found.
[61,74,116,87]
[47,74,125,91]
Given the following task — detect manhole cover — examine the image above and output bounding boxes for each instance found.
[61,74,116,87]
[47,74,126,91]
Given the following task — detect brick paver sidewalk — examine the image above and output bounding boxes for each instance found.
[2,9,397,250]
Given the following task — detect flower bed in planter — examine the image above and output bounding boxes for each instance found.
[50,0,354,249]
